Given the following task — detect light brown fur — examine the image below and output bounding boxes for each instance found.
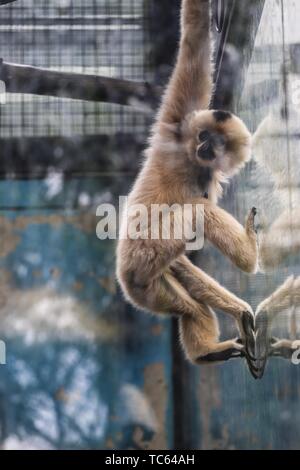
[116,0,258,364]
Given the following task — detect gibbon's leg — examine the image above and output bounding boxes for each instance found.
[124,258,250,363]
[158,0,212,125]
[153,270,248,363]
[179,305,245,364]
[201,202,258,274]
[170,255,255,358]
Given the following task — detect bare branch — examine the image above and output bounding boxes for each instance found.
[0,59,162,112]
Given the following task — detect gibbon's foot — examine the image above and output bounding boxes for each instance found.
[246,207,257,234]
[269,338,300,359]
[197,340,244,364]
[196,338,256,365]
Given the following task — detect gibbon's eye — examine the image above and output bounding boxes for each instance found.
[198,130,211,142]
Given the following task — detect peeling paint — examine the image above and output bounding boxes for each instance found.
[0,212,100,258]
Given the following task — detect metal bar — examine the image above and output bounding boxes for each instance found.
[0,60,161,111]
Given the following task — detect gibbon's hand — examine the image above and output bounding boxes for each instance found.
[246,207,258,234]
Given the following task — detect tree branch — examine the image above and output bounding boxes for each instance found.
[0,59,162,112]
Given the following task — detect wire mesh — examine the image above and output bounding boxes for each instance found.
[0,0,151,138]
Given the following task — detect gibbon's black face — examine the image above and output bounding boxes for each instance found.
[197,129,226,162]
[185,109,252,176]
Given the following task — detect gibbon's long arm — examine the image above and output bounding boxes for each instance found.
[203,203,258,273]
[158,0,212,125]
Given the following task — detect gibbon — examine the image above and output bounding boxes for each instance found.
[117,0,258,365]
[255,276,300,378]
